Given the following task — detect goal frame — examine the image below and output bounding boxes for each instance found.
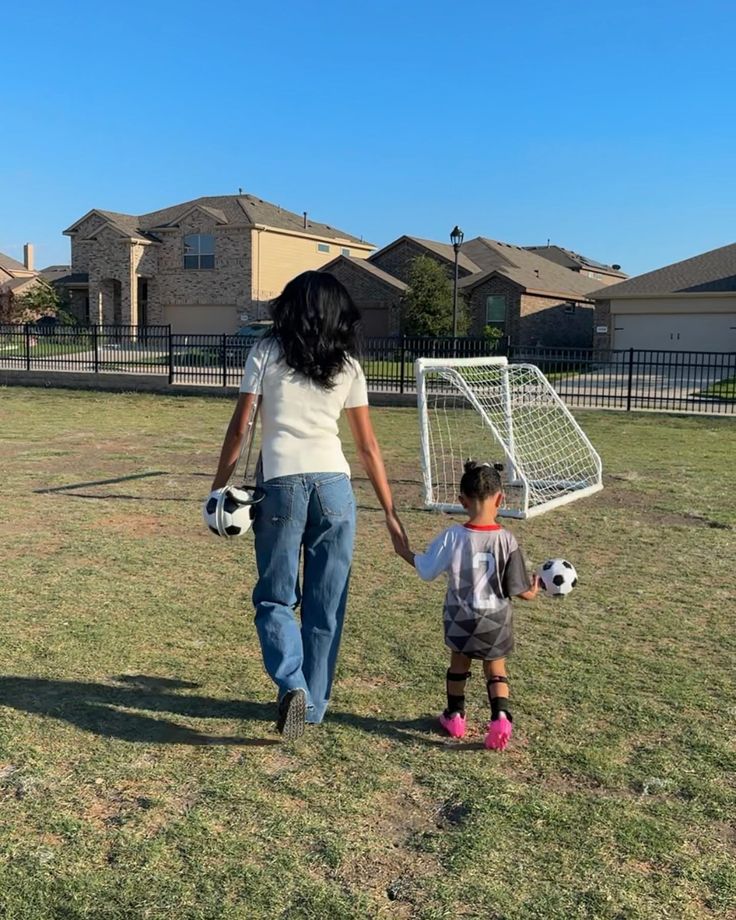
[415,356,603,519]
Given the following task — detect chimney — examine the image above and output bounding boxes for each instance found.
[24,243,34,272]
[303,211,308,230]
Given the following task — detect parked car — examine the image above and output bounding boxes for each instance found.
[225,320,273,365]
[235,321,272,339]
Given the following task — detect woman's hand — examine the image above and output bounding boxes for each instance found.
[385,510,412,562]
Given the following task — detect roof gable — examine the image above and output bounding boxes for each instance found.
[323,255,408,291]
[369,235,480,274]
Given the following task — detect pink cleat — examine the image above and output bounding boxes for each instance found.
[439,711,467,739]
[484,715,513,751]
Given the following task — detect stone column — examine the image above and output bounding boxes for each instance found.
[87,281,103,324]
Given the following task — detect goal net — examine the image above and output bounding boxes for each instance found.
[416,356,602,519]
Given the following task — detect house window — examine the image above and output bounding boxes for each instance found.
[341,247,350,256]
[184,234,215,270]
[317,243,330,253]
[485,294,506,328]
[564,302,576,314]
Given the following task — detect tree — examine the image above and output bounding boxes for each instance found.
[402,255,469,336]
[2,281,73,324]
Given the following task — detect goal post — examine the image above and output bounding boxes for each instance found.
[415,356,603,519]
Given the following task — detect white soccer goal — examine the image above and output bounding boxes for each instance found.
[416,356,603,519]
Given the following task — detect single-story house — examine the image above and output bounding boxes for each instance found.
[328,234,613,345]
[590,241,736,352]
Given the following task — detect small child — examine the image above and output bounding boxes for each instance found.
[398,461,538,750]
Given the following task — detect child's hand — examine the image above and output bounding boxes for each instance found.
[518,575,541,601]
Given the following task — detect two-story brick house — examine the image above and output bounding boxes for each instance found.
[63,194,374,332]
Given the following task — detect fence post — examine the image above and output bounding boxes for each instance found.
[93,325,99,373]
[626,347,634,412]
[167,326,174,384]
[399,334,406,395]
[24,324,31,370]
[222,333,227,388]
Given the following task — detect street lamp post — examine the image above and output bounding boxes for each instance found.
[450,225,464,338]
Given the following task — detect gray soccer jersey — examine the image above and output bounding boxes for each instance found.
[414,523,532,660]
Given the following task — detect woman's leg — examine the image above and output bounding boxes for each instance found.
[252,478,309,703]
[299,475,356,723]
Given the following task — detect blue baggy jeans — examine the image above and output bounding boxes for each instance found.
[252,472,356,723]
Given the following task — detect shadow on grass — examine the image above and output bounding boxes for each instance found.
[0,674,481,751]
[0,674,278,747]
[34,472,169,494]
[328,711,487,752]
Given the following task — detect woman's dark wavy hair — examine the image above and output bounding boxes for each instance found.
[267,271,362,388]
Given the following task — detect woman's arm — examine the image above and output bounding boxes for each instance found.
[210,392,257,490]
[345,405,409,554]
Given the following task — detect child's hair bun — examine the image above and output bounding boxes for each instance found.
[464,458,499,473]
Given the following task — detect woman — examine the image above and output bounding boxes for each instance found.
[208,271,408,740]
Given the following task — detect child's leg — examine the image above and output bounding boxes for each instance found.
[483,658,513,751]
[446,651,472,714]
[439,651,471,738]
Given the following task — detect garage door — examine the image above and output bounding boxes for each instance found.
[163,305,239,334]
[613,313,736,351]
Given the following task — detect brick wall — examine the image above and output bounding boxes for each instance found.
[322,260,403,336]
[464,276,593,346]
[464,276,523,339]
[593,299,611,349]
[70,210,252,328]
[518,294,594,348]
[153,211,251,316]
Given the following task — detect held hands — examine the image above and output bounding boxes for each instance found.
[385,510,414,565]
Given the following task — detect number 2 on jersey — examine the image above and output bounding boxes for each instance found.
[472,552,499,610]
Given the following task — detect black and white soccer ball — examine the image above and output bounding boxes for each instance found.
[203,487,262,538]
[536,558,578,597]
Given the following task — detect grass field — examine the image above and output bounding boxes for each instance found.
[1,387,734,920]
[697,377,736,400]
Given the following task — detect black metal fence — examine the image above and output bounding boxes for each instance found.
[1,324,734,414]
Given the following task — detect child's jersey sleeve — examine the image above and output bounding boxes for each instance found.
[502,536,534,597]
[414,528,456,582]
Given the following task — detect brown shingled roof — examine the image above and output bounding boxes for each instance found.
[0,251,34,275]
[67,195,371,246]
[525,244,626,277]
[588,241,736,298]
[459,238,601,299]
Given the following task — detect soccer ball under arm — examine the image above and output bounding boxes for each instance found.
[203,487,263,538]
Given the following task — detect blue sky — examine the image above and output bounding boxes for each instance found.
[2,0,735,276]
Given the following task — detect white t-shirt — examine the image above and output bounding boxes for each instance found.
[240,338,369,482]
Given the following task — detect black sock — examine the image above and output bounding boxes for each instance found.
[446,669,470,716]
